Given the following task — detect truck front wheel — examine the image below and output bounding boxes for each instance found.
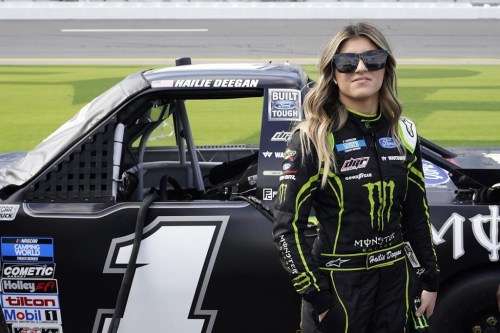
[430,269,500,333]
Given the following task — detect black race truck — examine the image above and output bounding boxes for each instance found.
[0,58,499,333]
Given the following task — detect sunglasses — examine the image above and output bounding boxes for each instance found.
[332,49,389,73]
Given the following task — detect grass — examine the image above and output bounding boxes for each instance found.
[0,64,499,152]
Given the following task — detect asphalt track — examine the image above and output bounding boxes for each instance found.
[1,19,500,65]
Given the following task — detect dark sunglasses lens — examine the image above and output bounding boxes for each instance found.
[333,53,358,73]
[361,50,388,71]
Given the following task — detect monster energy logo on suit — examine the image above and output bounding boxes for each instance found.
[363,180,395,231]
[278,183,287,205]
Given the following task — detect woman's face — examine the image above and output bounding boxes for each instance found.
[334,36,386,114]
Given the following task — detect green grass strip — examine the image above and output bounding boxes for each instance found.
[0,64,499,152]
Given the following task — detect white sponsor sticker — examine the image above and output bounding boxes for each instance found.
[0,205,20,221]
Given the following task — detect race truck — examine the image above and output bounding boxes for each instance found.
[0,57,499,333]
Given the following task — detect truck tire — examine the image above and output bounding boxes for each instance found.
[430,269,500,333]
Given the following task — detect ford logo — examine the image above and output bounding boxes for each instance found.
[378,137,400,149]
[273,100,296,110]
[422,160,450,187]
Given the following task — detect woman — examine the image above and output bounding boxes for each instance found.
[273,22,439,333]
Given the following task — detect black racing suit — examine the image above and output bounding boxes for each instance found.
[273,109,440,333]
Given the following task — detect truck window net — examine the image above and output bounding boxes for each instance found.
[24,123,115,203]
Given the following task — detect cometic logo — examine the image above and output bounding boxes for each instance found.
[1,264,55,278]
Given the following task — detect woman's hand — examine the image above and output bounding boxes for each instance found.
[416,290,437,318]
[318,309,329,322]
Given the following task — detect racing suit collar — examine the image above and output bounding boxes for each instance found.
[346,107,383,131]
[346,107,381,120]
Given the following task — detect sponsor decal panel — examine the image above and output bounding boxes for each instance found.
[268,89,302,122]
[2,308,61,324]
[381,155,405,162]
[422,160,450,187]
[0,204,20,221]
[378,137,400,149]
[1,237,54,263]
[336,138,367,153]
[1,295,59,309]
[262,151,285,159]
[1,264,56,279]
[341,157,369,172]
[12,323,63,333]
[262,170,282,176]
[263,188,277,201]
[270,131,292,142]
[1,279,58,294]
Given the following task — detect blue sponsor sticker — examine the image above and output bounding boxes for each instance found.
[422,160,450,186]
[378,137,400,149]
[1,237,54,263]
[336,138,367,152]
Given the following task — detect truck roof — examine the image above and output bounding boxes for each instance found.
[144,62,310,90]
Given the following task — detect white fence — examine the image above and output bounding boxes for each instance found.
[1,1,500,19]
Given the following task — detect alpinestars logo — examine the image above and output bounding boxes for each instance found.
[363,180,395,231]
[401,118,415,137]
[325,258,351,268]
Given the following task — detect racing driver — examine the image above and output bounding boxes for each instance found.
[273,22,440,333]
